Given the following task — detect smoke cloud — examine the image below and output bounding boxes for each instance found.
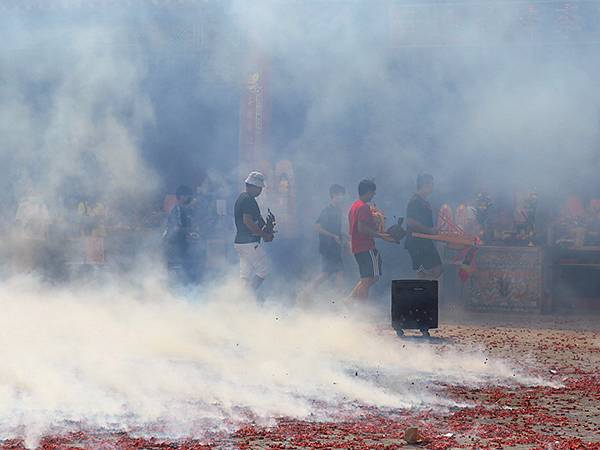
[0,275,548,447]
[0,0,594,445]
[2,1,599,230]
[1,7,157,214]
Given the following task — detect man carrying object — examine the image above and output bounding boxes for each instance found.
[234,171,274,294]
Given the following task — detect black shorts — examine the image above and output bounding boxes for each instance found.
[354,249,382,278]
[407,241,442,271]
[321,253,343,274]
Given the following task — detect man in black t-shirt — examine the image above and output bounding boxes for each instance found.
[404,174,443,337]
[405,174,443,280]
[307,184,346,296]
[234,171,274,292]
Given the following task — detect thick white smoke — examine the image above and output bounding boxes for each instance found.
[0,2,589,447]
[0,275,548,447]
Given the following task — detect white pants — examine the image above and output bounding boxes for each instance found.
[234,242,269,280]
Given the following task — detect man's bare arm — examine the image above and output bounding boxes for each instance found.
[357,221,380,237]
[407,217,437,235]
[315,223,340,240]
[357,221,395,242]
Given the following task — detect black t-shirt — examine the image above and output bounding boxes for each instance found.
[405,194,434,249]
[316,204,342,257]
[234,192,263,244]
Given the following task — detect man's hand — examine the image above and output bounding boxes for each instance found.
[263,232,275,242]
[334,235,342,245]
[378,232,398,243]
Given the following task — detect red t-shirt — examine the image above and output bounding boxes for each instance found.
[348,200,376,254]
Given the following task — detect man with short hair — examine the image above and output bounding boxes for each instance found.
[405,174,443,280]
[348,179,395,299]
[234,171,274,293]
[404,173,443,337]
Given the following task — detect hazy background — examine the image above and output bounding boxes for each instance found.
[2,1,599,212]
[0,0,597,444]
[2,0,599,283]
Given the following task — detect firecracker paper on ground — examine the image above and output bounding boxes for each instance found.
[2,314,598,450]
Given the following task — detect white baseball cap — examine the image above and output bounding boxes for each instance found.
[245,171,266,188]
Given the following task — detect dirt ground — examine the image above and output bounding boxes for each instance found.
[226,313,600,450]
[2,312,599,450]
[429,312,600,449]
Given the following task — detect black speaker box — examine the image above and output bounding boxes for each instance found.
[391,279,438,330]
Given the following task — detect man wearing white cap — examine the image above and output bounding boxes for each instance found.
[234,171,274,293]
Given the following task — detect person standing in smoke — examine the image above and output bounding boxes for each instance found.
[163,185,195,284]
[404,173,443,337]
[405,174,443,279]
[190,179,217,282]
[348,179,395,300]
[234,171,274,295]
[304,184,347,299]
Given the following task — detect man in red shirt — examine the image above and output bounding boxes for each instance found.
[348,179,395,299]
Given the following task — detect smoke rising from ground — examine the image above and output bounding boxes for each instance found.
[0,0,595,445]
[0,275,549,447]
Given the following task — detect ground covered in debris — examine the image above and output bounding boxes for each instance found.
[2,314,599,449]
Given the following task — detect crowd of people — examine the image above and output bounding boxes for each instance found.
[5,179,220,279]
[7,168,445,320]
[225,170,444,326]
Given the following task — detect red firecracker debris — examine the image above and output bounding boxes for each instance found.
[2,321,599,449]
